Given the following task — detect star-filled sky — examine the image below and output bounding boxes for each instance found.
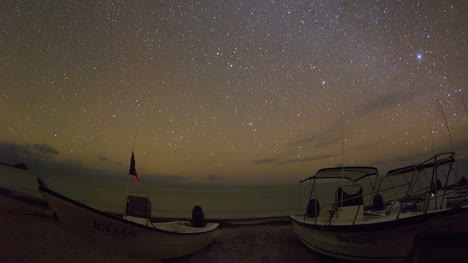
[1,0,467,185]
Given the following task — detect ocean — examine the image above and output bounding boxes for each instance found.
[0,164,309,219]
[2,157,466,220]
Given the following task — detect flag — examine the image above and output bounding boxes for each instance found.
[129,151,141,184]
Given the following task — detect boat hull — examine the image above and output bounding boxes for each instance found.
[40,186,218,259]
[291,207,468,262]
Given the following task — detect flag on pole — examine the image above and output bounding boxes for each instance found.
[129,151,141,184]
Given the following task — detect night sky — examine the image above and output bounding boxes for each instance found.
[1,0,467,185]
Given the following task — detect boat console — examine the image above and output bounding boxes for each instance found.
[124,194,152,226]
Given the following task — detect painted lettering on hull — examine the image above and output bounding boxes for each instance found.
[93,220,138,238]
[336,234,376,247]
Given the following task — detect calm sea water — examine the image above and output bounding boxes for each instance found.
[2,158,466,220]
[0,165,310,219]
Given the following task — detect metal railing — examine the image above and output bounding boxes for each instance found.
[302,152,467,225]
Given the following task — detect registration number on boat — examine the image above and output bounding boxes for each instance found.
[93,220,138,238]
[336,234,376,247]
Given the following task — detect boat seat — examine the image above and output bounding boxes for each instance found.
[191,205,207,227]
[306,199,320,217]
[335,187,363,207]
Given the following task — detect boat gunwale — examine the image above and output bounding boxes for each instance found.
[296,235,406,262]
[290,204,468,232]
[38,180,219,236]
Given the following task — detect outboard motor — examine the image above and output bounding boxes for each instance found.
[191,205,207,227]
[306,199,320,217]
[371,194,385,211]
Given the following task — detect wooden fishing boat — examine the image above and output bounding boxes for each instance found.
[291,152,468,262]
[37,178,219,259]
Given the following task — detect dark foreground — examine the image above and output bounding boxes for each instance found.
[1,190,467,263]
[0,192,340,263]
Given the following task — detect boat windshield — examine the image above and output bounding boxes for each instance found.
[126,195,152,219]
[301,167,379,190]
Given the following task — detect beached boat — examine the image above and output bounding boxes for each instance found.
[37,178,219,259]
[291,152,468,262]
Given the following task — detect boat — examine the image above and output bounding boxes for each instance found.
[37,178,219,259]
[290,152,468,262]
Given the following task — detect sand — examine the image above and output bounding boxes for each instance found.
[0,192,341,263]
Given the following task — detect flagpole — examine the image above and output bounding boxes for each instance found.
[124,129,139,218]
[340,114,344,207]
[123,172,131,217]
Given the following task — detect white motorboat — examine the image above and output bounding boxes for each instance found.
[37,178,219,259]
[291,152,468,262]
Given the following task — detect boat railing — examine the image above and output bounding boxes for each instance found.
[307,153,465,225]
[311,183,464,225]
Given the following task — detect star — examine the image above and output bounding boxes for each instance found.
[416,53,423,61]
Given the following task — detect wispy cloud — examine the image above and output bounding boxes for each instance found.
[356,91,414,115]
[98,154,109,161]
[291,126,340,146]
[279,154,334,164]
[370,151,436,172]
[0,141,189,185]
[252,158,279,164]
[293,136,316,145]
[31,143,59,155]
[0,142,59,164]
[205,173,224,183]
[252,154,333,165]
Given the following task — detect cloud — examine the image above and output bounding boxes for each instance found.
[252,154,333,165]
[0,141,193,185]
[288,123,343,150]
[293,136,316,145]
[98,154,109,161]
[356,91,414,115]
[279,154,334,164]
[252,158,279,164]
[141,173,189,184]
[32,143,59,155]
[113,161,124,166]
[205,173,224,183]
[392,155,422,163]
[286,133,341,160]
[370,151,439,173]
[0,142,60,164]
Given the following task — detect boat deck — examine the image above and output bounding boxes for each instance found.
[154,221,219,233]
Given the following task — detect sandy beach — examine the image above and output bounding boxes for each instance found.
[0,191,341,263]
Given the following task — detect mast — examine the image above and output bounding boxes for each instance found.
[462,97,468,116]
[436,97,455,152]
